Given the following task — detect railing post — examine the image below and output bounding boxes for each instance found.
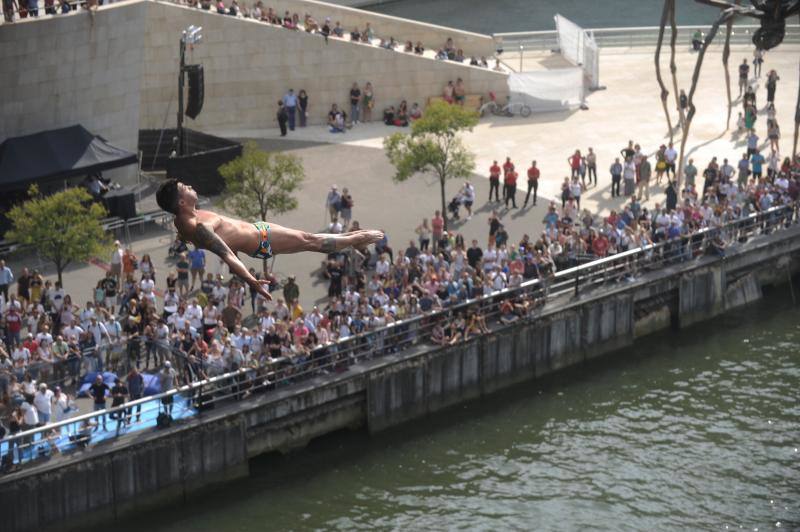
[574,269,580,297]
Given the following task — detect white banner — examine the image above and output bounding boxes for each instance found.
[508,69,585,113]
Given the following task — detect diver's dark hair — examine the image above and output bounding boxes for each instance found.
[156,179,180,215]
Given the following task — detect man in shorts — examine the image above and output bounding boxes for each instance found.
[176,252,190,297]
[156,179,382,299]
[188,247,205,291]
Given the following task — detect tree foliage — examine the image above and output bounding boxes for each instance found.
[383,101,478,229]
[218,141,305,222]
[6,185,111,286]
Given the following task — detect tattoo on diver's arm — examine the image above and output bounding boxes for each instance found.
[195,223,232,257]
[321,237,337,253]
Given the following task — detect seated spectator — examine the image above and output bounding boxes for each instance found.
[383,106,396,126]
[444,37,456,60]
[332,21,344,38]
[409,102,422,121]
[394,101,409,127]
[499,300,518,324]
[443,80,455,104]
[227,0,239,16]
[216,0,225,14]
[320,17,331,39]
[404,40,413,52]
[350,27,361,41]
[454,49,465,62]
[470,56,479,66]
[493,59,504,71]
[250,1,261,19]
[328,104,346,133]
[435,48,448,60]
[454,78,466,106]
[480,56,489,67]
[414,41,425,55]
[361,22,374,43]
[304,13,319,32]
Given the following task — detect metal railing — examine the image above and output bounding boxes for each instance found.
[494,24,800,53]
[1,203,797,470]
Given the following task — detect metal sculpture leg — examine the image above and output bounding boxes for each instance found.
[656,0,674,141]
[668,0,686,133]
[793,53,799,158]
[677,8,736,183]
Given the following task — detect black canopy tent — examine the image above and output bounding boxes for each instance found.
[0,124,138,190]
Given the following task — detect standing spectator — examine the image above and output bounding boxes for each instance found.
[362,82,374,123]
[16,267,29,304]
[110,378,128,435]
[325,260,343,298]
[523,161,539,207]
[188,246,205,291]
[339,187,354,229]
[609,157,622,197]
[0,260,13,300]
[585,148,597,186]
[126,366,144,424]
[569,177,583,210]
[122,247,137,278]
[461,181,475,219]
[685,158,698,188]
[282,88,297,131]
[638,156,652,201]
[488,160,501,202]
[282,275,300,307]
[3,0,18,23]
[766,70,779,104]
[738,58,749,96]
[89,374,109,432]
[176,253,190,297]
[33,383,54,426]
[101,271,118,314]
[110,242,124,284]
[431,210,445,253]
[664,142,678,179]
[753,48,764,77]
[415,218,431,251]
[568,150,582,179]
[159,361,178,417]
[349,82,361,124]
[623,157,636,196]
[751,149,765,179]
[504,168,518,208]
[326,185,341,224]
[276,101,288,137]
[298,89,309,127]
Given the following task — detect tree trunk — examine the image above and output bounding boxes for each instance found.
[721,0,741,131]
[439,175,448,232]
[655,0,674,141]
[668,0,686,141]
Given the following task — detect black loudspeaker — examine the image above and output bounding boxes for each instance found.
[185,64,204,120]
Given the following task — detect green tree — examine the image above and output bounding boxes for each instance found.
[383,100,478,230]
[6,185,111,286]
[218,141,305,269]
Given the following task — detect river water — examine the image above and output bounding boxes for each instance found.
[365,0,721,34]
[119,293,800,531]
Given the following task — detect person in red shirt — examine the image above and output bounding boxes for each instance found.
[504,170,518,208]
[523,160,539,208]
[568,149,582,178]
[489,161,501,202]
[431,210,445,253]
[592,232,609,257]
[502,157,515,176]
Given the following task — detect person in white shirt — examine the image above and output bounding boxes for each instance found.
[664,142,678,178]
[163,288,180,318]
[186,299,204,330]
[53,386,73,423]
[33,383,54,424]
[21,399,39,429]
[87,316,111,347]
[139,276,156,304]
[79,302,97,329]
[61,324,84,343]
[49,283,66,313]
[36,325,54,347]
[110,240,124,282]
[12,345,31,368]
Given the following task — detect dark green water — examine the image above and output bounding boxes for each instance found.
[366,0,720,35]
[116,293,800,531]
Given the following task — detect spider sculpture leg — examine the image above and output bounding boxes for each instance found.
[668,0,686,133]
[793,53,799,158]
[677,8,737,183]
[656,0,674,141]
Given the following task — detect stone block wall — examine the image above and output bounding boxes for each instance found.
[0,3,146,154]
[140,1,508,130]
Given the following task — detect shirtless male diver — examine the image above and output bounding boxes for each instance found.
[155,179,383,299]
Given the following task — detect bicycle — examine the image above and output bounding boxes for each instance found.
[479,91,532,118]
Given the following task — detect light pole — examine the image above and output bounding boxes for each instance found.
[177,25,202,157]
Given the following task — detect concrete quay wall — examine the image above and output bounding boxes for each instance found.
[267,0,497,59]
[3,226,800,531]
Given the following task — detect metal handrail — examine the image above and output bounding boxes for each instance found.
[2,203,796,463]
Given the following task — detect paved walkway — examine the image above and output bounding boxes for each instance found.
[5,45,799,310]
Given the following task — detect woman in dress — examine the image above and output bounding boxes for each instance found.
[298,89,309,127]
[362,82,374,123]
